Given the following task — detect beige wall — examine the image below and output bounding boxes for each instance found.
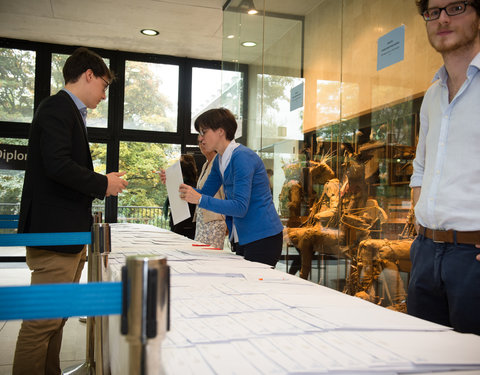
[303,0,443,133]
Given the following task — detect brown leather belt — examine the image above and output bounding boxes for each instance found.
[418,225,480,245]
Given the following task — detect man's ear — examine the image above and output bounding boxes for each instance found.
[84,69,94,82]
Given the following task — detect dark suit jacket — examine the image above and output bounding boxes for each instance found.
[18,90,108,253]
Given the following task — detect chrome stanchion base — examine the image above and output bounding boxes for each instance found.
[62,362,94,375]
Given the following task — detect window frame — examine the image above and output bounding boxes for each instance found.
[0,37,248,223]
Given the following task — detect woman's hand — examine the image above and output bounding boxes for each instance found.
[179,184,202,204]
[153,170,167,184]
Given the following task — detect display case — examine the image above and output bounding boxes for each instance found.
[222,0,441,312]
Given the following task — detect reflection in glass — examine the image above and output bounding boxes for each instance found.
[124,61,178,132]
[256,74,304,146]
[51,53,109,128]
[191,67,244,137]
[0,48,36,123]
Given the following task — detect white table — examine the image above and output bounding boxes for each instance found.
[106,224,480,375]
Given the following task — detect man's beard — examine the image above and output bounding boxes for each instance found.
[429,22,480,54]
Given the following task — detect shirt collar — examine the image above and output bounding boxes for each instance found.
[62,88,87,124]
[432,51,480,84]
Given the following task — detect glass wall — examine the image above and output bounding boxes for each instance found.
[191,67,244,137]
[223,0,442,310]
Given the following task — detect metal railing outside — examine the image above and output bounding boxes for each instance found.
[0,203,170,230]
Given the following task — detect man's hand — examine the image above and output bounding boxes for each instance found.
[179,183,201,204]
[476,244,480,261]
[106,171,128,197]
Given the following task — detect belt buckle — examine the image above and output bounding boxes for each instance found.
[432,230,445,243]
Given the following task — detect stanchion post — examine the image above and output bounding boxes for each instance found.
[91,223,112,375]
[121,255,170,375]
[87,212,104,371]
[63,221,110,375]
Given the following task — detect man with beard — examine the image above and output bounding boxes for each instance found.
[409,0,480,334]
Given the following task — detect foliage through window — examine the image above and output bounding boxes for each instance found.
[124,61,178,132]
[0,48,36,123]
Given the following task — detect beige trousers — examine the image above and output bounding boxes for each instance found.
[12,246,87,375]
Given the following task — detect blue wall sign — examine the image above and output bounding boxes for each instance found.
[377,25,405,71]
[290,82,304,111]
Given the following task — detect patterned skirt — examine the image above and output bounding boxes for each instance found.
[194,209,227,249]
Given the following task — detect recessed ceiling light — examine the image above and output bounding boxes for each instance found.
[141,29,159,36]
[227,34,235,39]
[240,0,258,15]
[241,41,257,47]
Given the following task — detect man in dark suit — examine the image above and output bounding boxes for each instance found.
[12,47,128,375]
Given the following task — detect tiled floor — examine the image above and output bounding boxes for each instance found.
[0,254,87,375]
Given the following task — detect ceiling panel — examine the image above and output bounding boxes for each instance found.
[0,0,323,61]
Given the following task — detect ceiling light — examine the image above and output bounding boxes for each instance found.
[240,0,258,15]
[140,29,159,36]
[227,34,235,39]
[241,41,257,47]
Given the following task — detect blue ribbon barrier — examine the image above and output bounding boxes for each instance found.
[0,215,20,220]
[0,232,91,247]
[0,215,20,229]
[0,221,19,229]
[0,282,122,321]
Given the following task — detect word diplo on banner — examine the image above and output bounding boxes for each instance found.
[0,144,28,171]
[0,148,28,163]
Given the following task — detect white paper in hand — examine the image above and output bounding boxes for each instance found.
[165,160,191,225]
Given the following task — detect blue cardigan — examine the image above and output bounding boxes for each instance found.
[198,144,283,245]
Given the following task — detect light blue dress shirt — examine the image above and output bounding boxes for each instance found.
[410,52,480,231]
[62,88,87,126]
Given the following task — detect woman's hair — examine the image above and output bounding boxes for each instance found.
[180,154,198,186]
[63,47,114,84]
[194,108,237,141]
[415,0,480,16]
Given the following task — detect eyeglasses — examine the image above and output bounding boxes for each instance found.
[198,128,210,137]
[99,76,110,92]
[422,1,472,21]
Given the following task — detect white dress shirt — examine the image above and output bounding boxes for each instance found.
[410,52,480,231]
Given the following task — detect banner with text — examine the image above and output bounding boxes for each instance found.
[0,144,28,170]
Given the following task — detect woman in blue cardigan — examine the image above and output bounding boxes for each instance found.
[179,108,284,267]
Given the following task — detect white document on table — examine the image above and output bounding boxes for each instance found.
[165,160,190,225]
